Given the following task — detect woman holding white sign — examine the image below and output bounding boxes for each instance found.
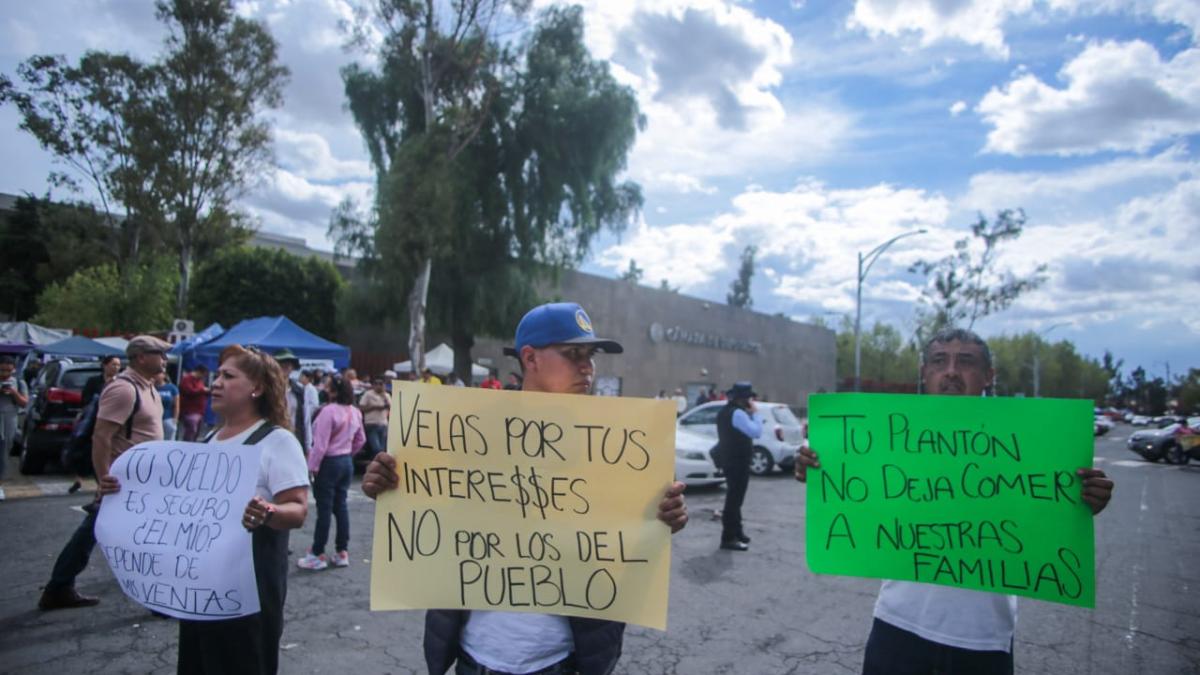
[177,344,310,675]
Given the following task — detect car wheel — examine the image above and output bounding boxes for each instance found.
[1166,443,1188,465]
[749,447,773,476]
[18,443,46,475]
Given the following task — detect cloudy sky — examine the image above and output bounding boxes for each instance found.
[2,0,1197,377]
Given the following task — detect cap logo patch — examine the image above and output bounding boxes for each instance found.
[575,309,593,334]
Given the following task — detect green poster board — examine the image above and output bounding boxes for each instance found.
[805,393,1095,608]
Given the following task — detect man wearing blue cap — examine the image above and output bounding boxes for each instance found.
[715,381,762,551]
[363,302,689,675]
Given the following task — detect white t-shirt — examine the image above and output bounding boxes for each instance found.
[460,611,573,673]
[216,421,310,501]
[873,581,1017,652]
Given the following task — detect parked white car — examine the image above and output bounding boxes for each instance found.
[676,401,805,475]
[674,428,725,487]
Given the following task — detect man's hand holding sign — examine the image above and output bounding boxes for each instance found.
[364,302,687,675]
[794,328,1114,672]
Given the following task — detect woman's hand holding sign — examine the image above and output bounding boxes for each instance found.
[98,473,122,496]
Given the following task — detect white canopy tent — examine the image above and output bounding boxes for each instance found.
[394,343,489,378]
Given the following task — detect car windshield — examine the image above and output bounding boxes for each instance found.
[61,369,99,389]
[771,406,801,426]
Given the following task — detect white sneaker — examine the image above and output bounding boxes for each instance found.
[297,551,328,570]
[332,551,350,568]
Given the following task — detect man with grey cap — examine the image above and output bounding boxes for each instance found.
[363,302,689,675]
[39,334,169,611]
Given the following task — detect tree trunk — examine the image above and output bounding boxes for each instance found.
[176,237,192,318]
[451,315,476,386]
[408,257,432,373]
[404,1,438,377]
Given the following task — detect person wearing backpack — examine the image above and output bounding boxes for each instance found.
[38,335,170,611]
[175,344,309,675]
[63,355,123,494]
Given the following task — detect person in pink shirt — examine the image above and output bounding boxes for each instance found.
[297,376,365,571]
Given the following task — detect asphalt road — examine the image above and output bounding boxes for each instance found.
[0,425,1196,674]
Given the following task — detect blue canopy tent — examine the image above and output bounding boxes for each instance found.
[37,335,125,359]
[191,316,350,372]
[169,322,225,371]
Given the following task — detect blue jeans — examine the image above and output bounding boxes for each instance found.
[365,424,387,459]
[47,507,98,592]
[311,455,352,556]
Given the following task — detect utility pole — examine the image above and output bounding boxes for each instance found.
[855,229,926,391]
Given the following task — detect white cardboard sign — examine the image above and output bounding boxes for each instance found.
[95,440,263,621]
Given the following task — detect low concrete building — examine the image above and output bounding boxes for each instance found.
[469,269,835,410]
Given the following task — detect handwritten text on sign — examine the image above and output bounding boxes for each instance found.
[95,441,262,620]
[370,382,676,630]
[805,393,1096,607]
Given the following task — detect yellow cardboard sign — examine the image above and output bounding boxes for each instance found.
[369,382,677,630]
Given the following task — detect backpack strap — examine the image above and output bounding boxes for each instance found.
[202,422,279,446]
[245,423,279,446]
[113,374,143,440]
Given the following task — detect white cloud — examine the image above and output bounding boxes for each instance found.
[650,172,718,195]
[960,144,1197,212]
[949,100,968,116]
[598,180,951,309]
[978,40,1200,156]
[274,128,372,182]
[848,0,1200,58]
[848,0,1032,58]
[546,0,854,187]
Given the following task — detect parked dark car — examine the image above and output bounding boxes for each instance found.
[19,359,101,474]
[1126,421,1192,463]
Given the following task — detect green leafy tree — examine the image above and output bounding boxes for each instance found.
[619,259,644,284]
[2,0,282,318]
[340,0,529,372]
[34,256,176,333]
[148,0,288,316]
[830,315,920,390]
[909,209,1047,334]
[189,247,345,338]
[1,53,163,289]
[727,244,756,308]
[659,279,679,293]
[0,195,147,320]
[1177,368,1200,414]
[988,333,1110,402]
[334,4,642,379]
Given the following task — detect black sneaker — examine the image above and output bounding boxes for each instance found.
[720,540,750,551]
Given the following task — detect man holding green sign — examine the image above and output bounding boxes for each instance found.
[795,328,1114,675]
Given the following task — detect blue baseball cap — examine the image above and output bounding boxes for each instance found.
[503,302,623,357]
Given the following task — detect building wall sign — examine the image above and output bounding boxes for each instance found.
[648,322,763,354]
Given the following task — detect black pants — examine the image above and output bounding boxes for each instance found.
[47,506,98,592]
[862,618,1013,675]
[178,526,290,675]
[721,455,750,542]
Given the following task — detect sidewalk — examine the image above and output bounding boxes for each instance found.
[1,455,96,501]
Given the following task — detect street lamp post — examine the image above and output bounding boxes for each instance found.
[1032,322,1068,397]
[855,229,926,392]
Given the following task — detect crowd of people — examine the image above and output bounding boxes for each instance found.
[21,301,1119,675]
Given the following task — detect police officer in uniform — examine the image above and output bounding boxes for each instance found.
[716,381,762,551]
